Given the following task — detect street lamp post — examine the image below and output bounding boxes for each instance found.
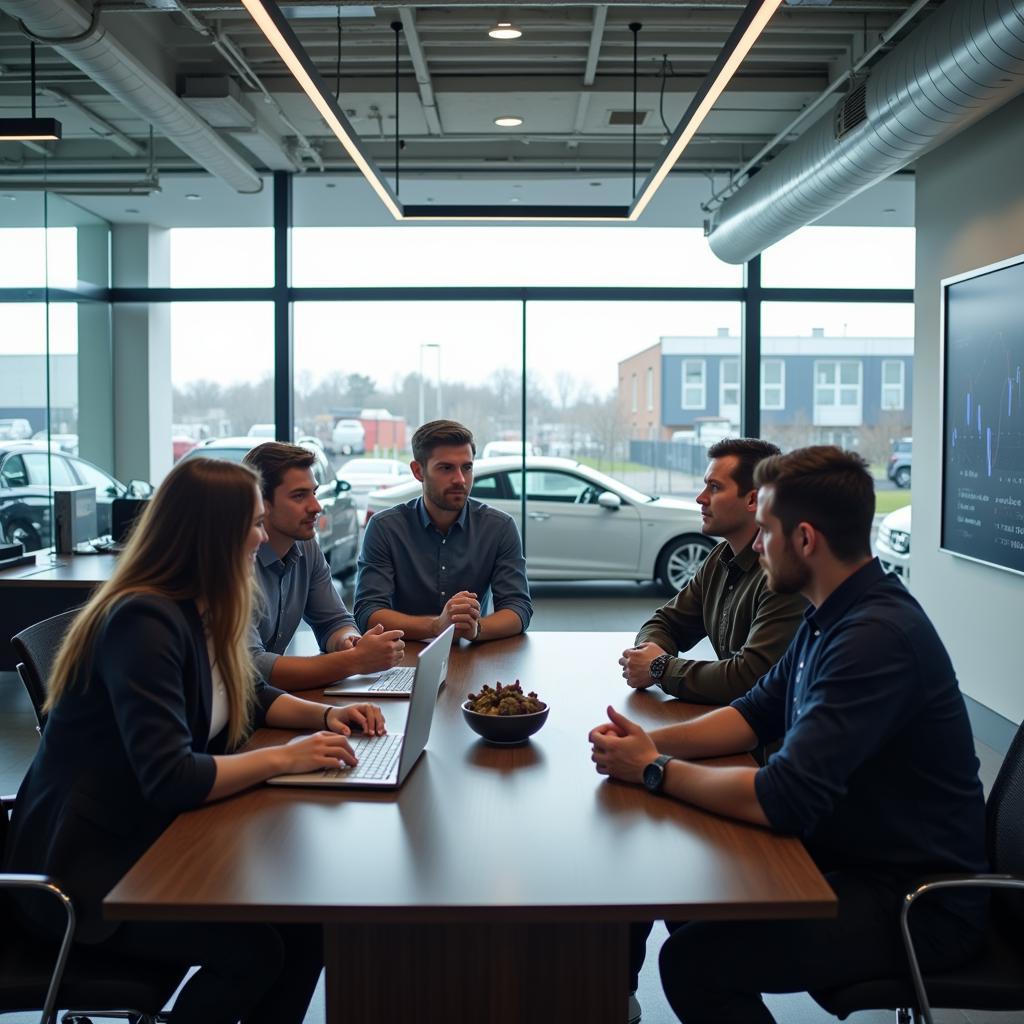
[419,343,441,425]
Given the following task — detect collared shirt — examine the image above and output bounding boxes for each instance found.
[634,539,805,703]
[732,559,987,889]
[354,496,532,634]
[249,537,356,683]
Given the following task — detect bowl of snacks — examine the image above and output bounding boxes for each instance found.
[462,680,549,746]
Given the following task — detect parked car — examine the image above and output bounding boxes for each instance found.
[875,504,911,582]
[365,456,715,593]
[887,437,912,488]
[331,419,366,456]
[31,431,79,455]
[336,457,413,509]
[481,440,537,459]
[185,437,359,577]
[0,441,149,551]
[0,418,32,441]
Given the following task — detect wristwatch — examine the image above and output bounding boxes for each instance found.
[643,754,674,794]
[649,653,672,683]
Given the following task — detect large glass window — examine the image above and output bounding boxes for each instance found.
[170,228,274,288]
[681,361,706,409]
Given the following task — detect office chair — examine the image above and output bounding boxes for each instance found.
[0,796,180,1024]
[811,720,1024,1024]
[12,608,80,734]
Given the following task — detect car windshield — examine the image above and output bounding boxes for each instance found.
[343,460,395,473]
[575,466,653,504]
[195,447,249,463]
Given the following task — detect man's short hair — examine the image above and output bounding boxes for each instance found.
[706,437,782,494]
[243,441,316,502]
[411,420,476,465]
[753,445,875,562]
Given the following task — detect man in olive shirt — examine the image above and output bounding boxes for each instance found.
[620,438,805,705]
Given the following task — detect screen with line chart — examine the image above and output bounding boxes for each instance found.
[942,253,1024,575]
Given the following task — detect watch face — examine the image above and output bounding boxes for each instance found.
[643,761,663,792]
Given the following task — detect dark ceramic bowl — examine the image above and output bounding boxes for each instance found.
[461,701,549,746]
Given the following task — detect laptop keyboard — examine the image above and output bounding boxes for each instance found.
[323,733,403,781]
[367,666,416,693]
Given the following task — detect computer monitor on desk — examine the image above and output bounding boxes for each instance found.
[54,486,97,554]
[112,498,149,545]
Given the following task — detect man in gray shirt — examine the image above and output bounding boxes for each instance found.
[244,442,404,691]
[354,420,532,643]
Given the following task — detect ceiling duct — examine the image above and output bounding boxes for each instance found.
[0,0,262,193]
[707,0,1024,265]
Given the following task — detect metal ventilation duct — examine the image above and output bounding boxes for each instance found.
[0,0,262,193]
[707,0,1024,265]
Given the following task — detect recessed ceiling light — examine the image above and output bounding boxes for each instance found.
[325,182,337,188]
[185,193,201,200]
[494,116,523,128]
[883,207,896,213]
[589,181,603,187]
[488,21,522,40]
[124,208,139,214]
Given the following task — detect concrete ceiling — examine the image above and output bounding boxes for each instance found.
[0,1,933,226]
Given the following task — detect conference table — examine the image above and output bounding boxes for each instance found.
[105,631,836,1024]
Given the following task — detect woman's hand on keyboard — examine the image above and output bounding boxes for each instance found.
[328,703,387,737]
[281,730,358,773]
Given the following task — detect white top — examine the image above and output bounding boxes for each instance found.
[206,636,229,741]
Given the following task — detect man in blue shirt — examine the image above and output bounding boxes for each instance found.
[354,420,532,643]
[590,446,987,1024]
[244,442,405,692]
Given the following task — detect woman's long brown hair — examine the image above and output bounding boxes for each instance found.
[44,457,262,748]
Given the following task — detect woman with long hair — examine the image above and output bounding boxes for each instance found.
[5,457,386,1024]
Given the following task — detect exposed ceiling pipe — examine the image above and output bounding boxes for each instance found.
[707,0,1024,264]
[0,0,263,193]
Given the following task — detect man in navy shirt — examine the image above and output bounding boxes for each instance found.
[590,446,987,1024]
[354,420,532,643]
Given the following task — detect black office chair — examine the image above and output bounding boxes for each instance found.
[0,795,181,1024]
[12,608,80,734]
[812,721,1024,1024]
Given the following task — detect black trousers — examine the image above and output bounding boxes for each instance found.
[100,920,323,1024]
[652,869,985,1024]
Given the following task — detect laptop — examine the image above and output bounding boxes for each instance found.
[267,625,454,790]
[323,663,419,698]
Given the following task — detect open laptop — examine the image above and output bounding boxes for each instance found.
[267,625,454,790]
[322,663,419,698]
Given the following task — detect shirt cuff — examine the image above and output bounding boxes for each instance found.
[252,649,279,685]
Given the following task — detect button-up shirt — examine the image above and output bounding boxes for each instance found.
[634,539,805,703]
[354,497,532,633]
[732,559,987,898]
[249,537,356,683]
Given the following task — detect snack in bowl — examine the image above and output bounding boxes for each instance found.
[462,680,549,745]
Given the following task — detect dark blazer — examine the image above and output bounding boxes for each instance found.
[5,594,285,943]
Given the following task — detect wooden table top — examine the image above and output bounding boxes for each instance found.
[105,631,835,926]
[0,550,118,588]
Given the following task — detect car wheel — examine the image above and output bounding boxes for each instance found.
[8,520,41,552]
[656,535,716,595]
[894,467,911,488]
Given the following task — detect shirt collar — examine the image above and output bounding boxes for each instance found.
[415,496,470,532]
[723,536,761,574]
[257,539,300,571]
[807,558,885,632]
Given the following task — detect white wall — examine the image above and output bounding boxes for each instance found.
[913,93,1024,726]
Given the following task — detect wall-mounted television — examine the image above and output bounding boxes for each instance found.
[941,252,1024,576]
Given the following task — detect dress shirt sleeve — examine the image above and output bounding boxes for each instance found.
[489,516,532,630]
[634,565,708,695]
[354,514,397,632]
[302,542,356,650]
[100,599,216,812]
[659,586,805,704]
[730,639,794,745]
[752,618,916,836]
[248,616,279,686]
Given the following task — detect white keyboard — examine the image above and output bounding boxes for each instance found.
[367,666,416,693]
[322,733,403,781]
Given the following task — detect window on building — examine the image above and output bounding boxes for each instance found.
[646,367,654,411]
[720,358,740,423]
[761,359,785,410]
[881,359,905,410]
[631,374,638,413]
[681,360,706,409]
[814,360,863,426]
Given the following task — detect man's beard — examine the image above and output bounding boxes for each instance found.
[763,540,810,594]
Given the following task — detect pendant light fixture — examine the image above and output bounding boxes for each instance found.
[241,0,784,221]
[0,43,62,143]
[488,20,522,40]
